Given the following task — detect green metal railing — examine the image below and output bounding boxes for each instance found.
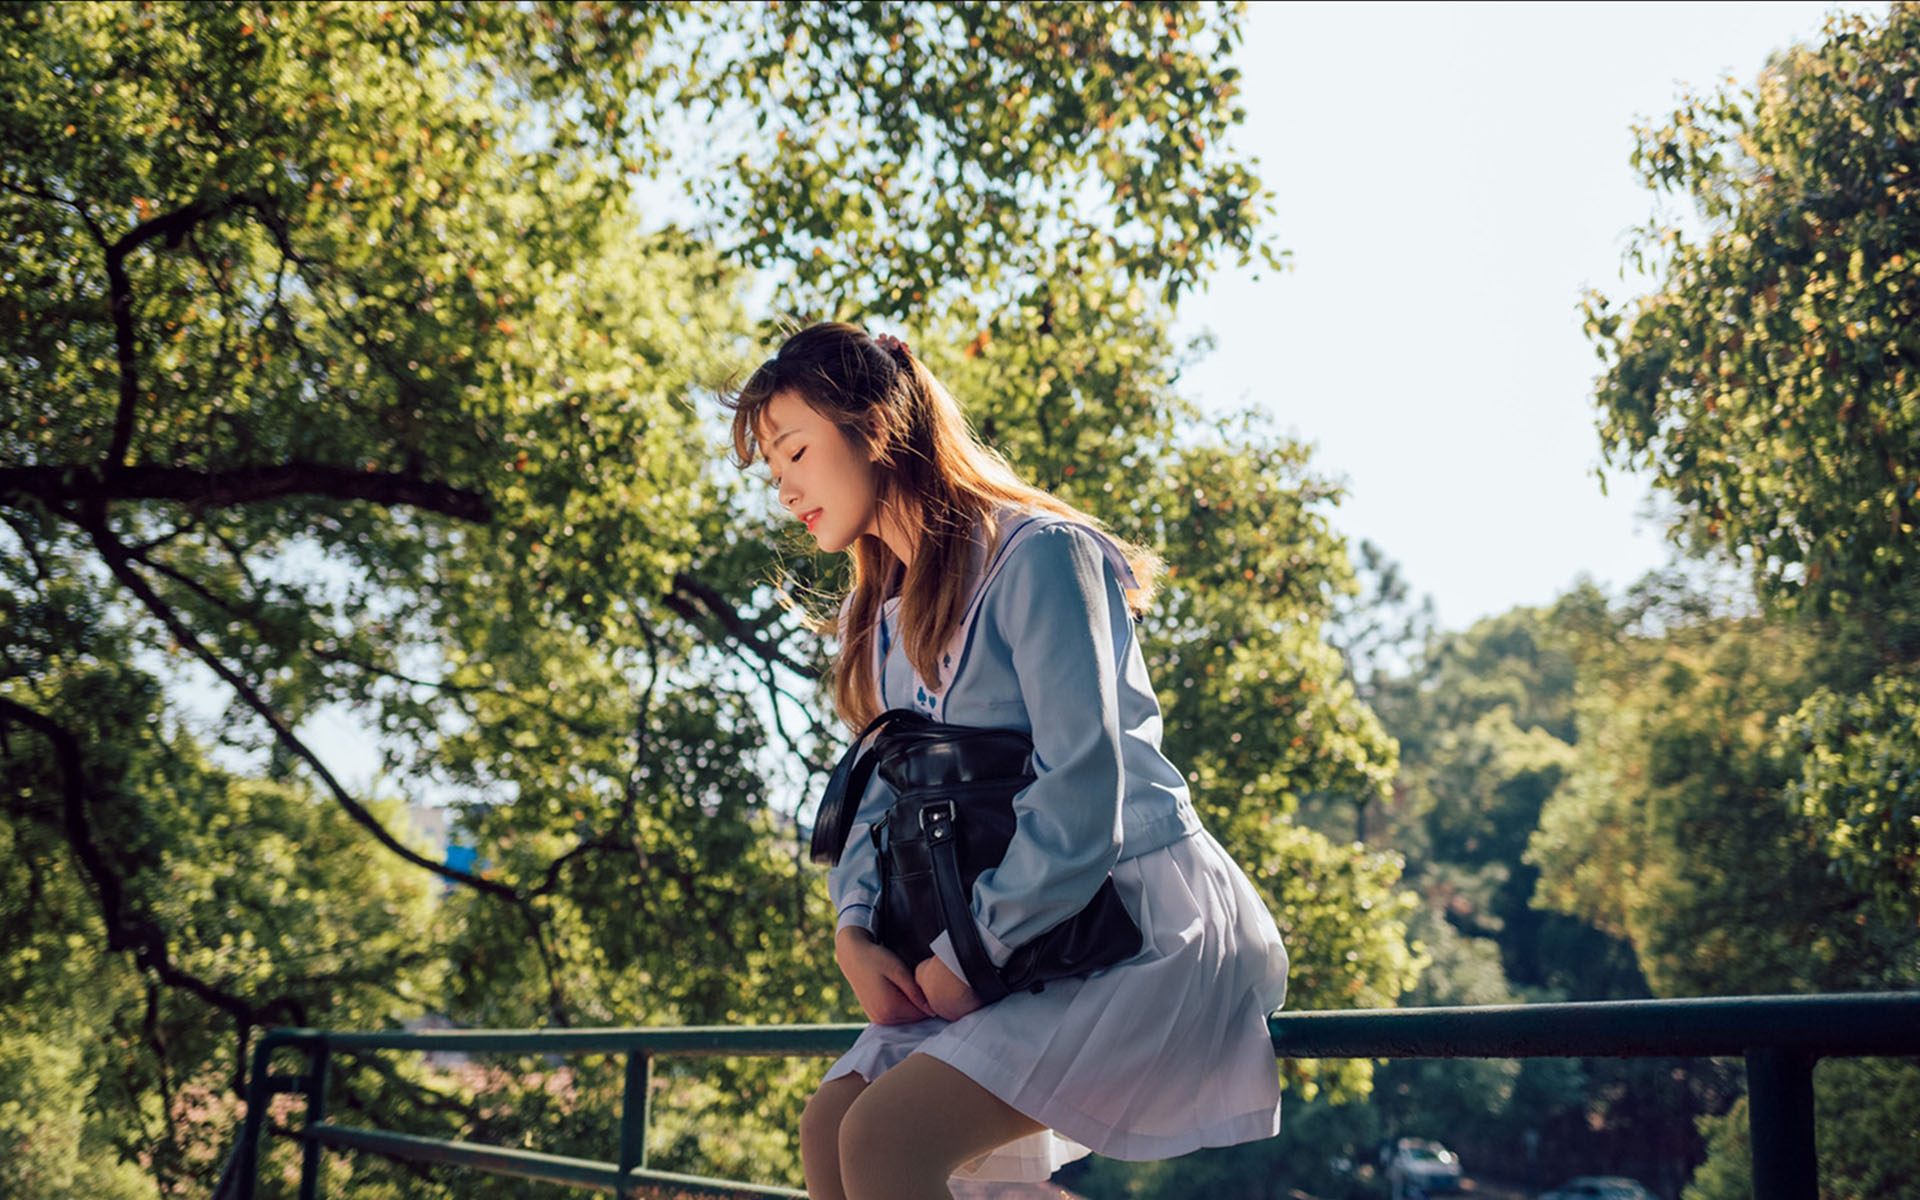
[234,991,1920,1200]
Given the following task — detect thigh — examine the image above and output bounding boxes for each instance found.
[801,1073,869,1200]
[841,1053,1046,1177]
[803,1072,868,1134]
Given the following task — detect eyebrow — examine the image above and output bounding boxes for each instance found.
[760,428,799,464]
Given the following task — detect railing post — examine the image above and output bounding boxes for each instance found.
[616,1051,653,1197]
[1746,1046,1818,1200]
[298,1040,332,1200]
[235,1036,280,1200]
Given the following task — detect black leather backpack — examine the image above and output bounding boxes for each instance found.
[812,708,1142,1005]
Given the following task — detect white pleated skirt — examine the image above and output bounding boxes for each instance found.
[821,828,1291,1182]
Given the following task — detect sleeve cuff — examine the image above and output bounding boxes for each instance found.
[928,930,969,989]
[836,903,875,934]
[977,920,1015,968]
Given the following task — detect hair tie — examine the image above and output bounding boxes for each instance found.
[874,332,912,360]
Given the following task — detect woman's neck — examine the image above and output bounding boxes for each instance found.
[872,499,919,568]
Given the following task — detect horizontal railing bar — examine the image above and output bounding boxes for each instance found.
[1267,991,1920,1060]
[308,1124,806,1198]
[312,1024,866,1057]
[309,1124,619,1190]
[623,1165,807,1200]
[274,991,1920,1064]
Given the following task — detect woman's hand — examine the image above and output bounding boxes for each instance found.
[835,927,937,1025]
[914,954,984,1022]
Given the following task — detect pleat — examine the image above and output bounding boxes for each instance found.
[821,830,1289,1181]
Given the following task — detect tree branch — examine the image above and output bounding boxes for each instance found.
[108,192,250,261]
[132,542,617,741]
[0,462,491,522]
[520,901,571,1026]
[126,518,198,556]
[82,513,583,1023]
[610,624,661,831]
[0,696,301,1029]
[237,190,447,419]
[79,513,517,900]
[527,835,626,898]
[60,190,246,467]
[101,221,143,466]
[667,570,818,678]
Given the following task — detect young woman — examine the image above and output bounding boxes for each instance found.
[727,322,1290,1200]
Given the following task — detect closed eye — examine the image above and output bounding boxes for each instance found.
[769,446,805,489]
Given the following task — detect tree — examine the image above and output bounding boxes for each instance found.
[1780,670,1920,932]
[1579,0,1920,971]
[1528,580,1920,1197]
[1528,581,1915,997]
[1361,593,1715,1194]
[0,656,444,1195]
[1583,5,1919,639]
[0,1032,156,1200]
[1579,11,1920,1191]
[3,2,1418,1193]
[1683,1058,1920,1200]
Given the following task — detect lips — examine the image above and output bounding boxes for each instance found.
[800,508,822,532]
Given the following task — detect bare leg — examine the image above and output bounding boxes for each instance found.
[837,1054,1048,1200]
[801,1073,867,1200]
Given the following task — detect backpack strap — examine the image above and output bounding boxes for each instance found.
[922,799,1012,1004]
[809,708,926,865]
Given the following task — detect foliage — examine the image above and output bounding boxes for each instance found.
[1565,0,1920,991]
[0,657,443,1194]
[1576,11,1920,1189]
[1129,414,1422,1099]
[0,1033,157,1200]
[676,2,1285,323]
[1526,594,1918,996]
[1356,594,1722,1194]
[1362,598,1642,1002]
[1582,4,1920,638]
[1683,1059,1920,1200]
[1780,671,1920,928]
[1521,583,1918,1196]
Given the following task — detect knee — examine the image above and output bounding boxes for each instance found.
[836,1092,914,1195]
[799,1086,844,1167]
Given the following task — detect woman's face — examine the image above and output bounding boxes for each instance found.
[759,389,881,555]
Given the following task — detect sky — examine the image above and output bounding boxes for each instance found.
[1169,1,1883,631]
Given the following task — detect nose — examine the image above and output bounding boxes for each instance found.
[778,479,800,511]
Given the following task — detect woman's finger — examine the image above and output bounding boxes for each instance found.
[885,961,935,1014]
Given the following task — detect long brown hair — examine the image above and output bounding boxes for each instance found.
[724,321,1160,730]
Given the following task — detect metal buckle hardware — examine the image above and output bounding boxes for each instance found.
[920,799,956,842]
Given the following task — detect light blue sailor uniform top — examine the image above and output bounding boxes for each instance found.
[830,507,1204,977]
